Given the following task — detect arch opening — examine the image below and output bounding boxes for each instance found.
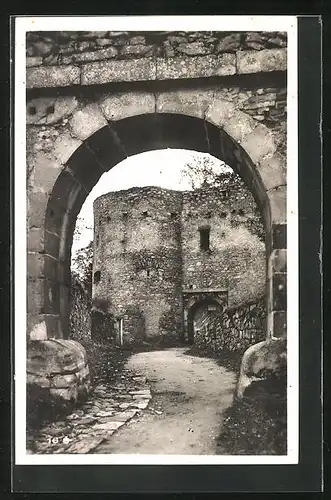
[33,112,285,342]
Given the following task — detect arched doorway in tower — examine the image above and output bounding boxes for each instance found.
[187,298,224,346]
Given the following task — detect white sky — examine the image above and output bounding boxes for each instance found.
[72,149,230,256]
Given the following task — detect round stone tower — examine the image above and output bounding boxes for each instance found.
[93,186,183,344]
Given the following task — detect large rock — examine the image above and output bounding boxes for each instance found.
[27,339,91,409]
[236,338,286,398]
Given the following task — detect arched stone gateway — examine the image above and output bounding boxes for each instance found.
[28,110,285,341]
[26,32,287,400]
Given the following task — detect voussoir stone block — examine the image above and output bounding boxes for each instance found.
[52,130,83,165]
[240,124,277,165]
[156,88,214,119]
[69,103,108,141]
[205,99,236,129]
[222,110,257,145]
[257,154,286,192]
[99,91,155,121]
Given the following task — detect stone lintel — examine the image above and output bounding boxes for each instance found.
[27,65,81,89]
[26,49,286,89]
[237,48,287,74]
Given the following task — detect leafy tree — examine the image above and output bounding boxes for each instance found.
[71,240,93,293]
[182,153,243,190]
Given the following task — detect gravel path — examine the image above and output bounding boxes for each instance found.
[95,347,237,455]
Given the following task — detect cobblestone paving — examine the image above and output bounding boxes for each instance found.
[27,369,152,454]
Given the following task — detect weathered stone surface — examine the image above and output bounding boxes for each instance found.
[26,56,43,67]
[27,339,88,377]
[243,32,267,50]
[222,111,257,145]
[236,338,286,398]
[69,103,107,141]
[50,373,78,388]
[237,48,287,74]
[28,153,63,195]
[268,186,287,225]
[98,91,155,121]
[216,33,241,53]
[52,129,83,165]
[120,44,154,57]
[65,47,118,63]
[27,96,79,126]
[129,35,146,45]
[81,58,156,85]
[257,154,286,192]
[27,339,90,413]
[27,65,81,89]
[155,88,214,119]
[156,54,236,80]
[28,318,48,341]
[240,124,276,164]
[176,41,211,56]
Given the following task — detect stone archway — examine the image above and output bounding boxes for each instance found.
[27,97,287,401]
[28,106,285,343]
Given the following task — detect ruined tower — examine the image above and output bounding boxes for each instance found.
[93,186,183,344]
[92,182,266,345]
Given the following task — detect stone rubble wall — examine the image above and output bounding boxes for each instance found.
[69,276,92,342]
[25,31,287,89]
[194,296,266,353]
[26,30,287,68]
[182,184,266,307]
[93,186,183,342]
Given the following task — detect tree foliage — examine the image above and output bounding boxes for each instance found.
[182,153,242,190]
[71,240,93,292]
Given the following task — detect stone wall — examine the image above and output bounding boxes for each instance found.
[194,296,266,354]
[25,28,287,346]
[93,186,183,342]
[93,184,265,343]
[69,276,91,342]
[26,30,287,68]
[182,183,266,307]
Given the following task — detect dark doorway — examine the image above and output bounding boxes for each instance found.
[187,299,223,345]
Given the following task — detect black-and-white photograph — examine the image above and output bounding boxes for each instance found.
[15,16,298,464]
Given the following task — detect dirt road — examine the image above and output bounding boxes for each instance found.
[94,347,237,455]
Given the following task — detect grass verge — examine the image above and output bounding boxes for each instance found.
[216,376,287,455]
